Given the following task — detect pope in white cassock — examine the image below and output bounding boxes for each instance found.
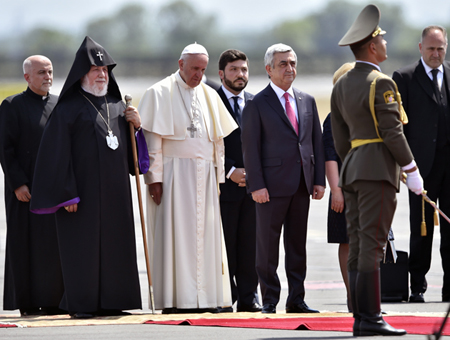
[138,43,237,312]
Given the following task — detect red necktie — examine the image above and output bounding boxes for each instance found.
[284,92,298,135]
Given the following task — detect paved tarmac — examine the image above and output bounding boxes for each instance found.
[1,161,449,339]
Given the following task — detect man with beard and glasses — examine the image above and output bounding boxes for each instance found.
[216,49,261,313]
[0,55,64,316]
[30,37,148,319]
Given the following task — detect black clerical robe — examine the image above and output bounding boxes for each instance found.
[30,90,141,313]
[0,88,64,310]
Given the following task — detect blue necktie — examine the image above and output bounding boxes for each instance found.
[232,96,241,125]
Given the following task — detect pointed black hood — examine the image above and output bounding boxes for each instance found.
[59,36,121,103]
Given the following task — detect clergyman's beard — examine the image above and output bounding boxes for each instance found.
[81,78,109,97]
[224,76,247,93]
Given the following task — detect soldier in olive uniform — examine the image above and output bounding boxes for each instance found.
[331,4,424,337]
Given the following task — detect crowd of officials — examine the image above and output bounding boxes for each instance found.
[0,4,448,337]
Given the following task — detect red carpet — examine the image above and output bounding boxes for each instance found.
[0,323,17,328]
[145,316,450,335]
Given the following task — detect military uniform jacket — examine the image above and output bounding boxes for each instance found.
[331,62,414,190]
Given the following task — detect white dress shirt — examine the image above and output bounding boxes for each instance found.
[221,85,246,179]
[269,82,298,120]
[421,57,444,90]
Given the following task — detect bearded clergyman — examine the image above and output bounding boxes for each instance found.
[30,36,148,319]
[138,43,237,313]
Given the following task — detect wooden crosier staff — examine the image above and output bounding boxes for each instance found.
[125,94,156,314]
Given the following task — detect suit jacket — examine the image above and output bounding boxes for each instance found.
[241,84,325,197]
[393,60,450,178]
[331,62,413,190]
[218,87,254,201]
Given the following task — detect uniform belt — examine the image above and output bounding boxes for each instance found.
[351,138,383,149]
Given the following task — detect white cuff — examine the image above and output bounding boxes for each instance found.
[226,166,236,179]
[401,160,416,171]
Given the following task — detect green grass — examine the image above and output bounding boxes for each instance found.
[0,83,27,102]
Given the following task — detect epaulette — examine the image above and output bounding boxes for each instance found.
[351,70,408,150]
[370,73,408,125]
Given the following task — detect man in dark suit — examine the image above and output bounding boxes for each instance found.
[241,43,325,314]
[217,49,261,313]
[332,5,422,336]
[393,26,450,303]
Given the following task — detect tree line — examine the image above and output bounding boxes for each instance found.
[0,0,446,79]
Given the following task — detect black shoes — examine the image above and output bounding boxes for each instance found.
[70,309,130,318]
[217,306,233,313]
[286,301,320,314]
[71,312,96,319]
[162,307,177,314]
[20,308,46,317]
[20,307,67,317]
[409,292,425,303]
[41,307,67,315]
[262,302,320,314]
[359,319,407,336]
[161,307,220,314]
[354,270,407,337]
[97,309,131,316]
[262,303,276,314]
[237,303,262,312]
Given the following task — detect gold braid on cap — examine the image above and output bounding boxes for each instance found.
[372,27,382,38]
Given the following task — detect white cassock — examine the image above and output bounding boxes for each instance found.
[138,71,237,309]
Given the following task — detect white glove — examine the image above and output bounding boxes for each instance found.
[405,168,423,195]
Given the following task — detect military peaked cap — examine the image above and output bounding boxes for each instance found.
[339,4,386,46]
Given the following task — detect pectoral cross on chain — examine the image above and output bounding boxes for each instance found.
[187,122,197,138]
[97,52,103,61]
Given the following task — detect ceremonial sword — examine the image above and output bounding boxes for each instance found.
[402,173,450,224]
[402,173,450,339]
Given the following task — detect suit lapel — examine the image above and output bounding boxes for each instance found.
[217,87,234,115]
[244,91,254,102]
[443,61,450,101]
[218,87,240,125]
[415,60,438,104]
[263,85,297,135]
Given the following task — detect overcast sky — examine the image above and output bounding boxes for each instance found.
[1,0,450,39]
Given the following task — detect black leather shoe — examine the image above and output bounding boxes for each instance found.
[176,308,220,314]
[20,308,46,317]
[71,312,96,319]
[353,317,361,337]
[162,307,177,314]
[262,303,276,314]
[217,306,233,313]
[97,309,131,316]
[359,319,407,336]
[409,292,425,302]
[41,307,67,315]
[286,301,320,313]
[237,303,262,312]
